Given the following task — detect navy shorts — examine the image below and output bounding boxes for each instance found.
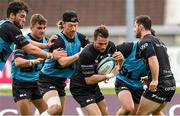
[38,72,67,97]
[70,85,104,107]
[12,79,42,102]
[115,78,144,104]
[143,77,176,103]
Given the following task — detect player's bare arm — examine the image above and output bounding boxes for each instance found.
[57,51,80,67]
[22,43,67,60]
[148,55,159,92]
[112,51,124,71]
[15,57,43,68]
[29,35,58,49]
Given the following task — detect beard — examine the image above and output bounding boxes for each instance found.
[14,21,23,29]
[136,31,141,38]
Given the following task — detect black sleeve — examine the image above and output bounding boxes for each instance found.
[13,49,26,59]
[49,35,65,52]
[116,42,133,58]
[139,40,156,59]
[108,41,117,54]
[78,32,90,48]
[0,22,29,48]
[79,51,95,77]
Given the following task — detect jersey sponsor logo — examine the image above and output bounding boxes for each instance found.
[81,65,94,68]
[15,34,23,39]
[155,43,166,48]
[86,98,93,103]
[140,43,148,50]
[49,86,56,89]
[19,93,27,97]
[152,94,166,101]
[81,65,94,70]
[165,86,176,91]
[121,87,127,89]
[82,71,95,75]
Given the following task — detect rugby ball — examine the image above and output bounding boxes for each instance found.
[96,57,116,74]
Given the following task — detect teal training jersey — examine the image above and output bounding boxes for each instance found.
[41,32,81,78]
[0,20,14,70]
[116,41,148,89]
[11,34,48,81]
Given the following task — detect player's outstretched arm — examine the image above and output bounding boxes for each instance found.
[57,52,80,67]
[29,35,58,49]
[15,57,43,68]
[22,43,67,60]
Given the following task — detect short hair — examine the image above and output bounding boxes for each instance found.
[94,25,109,40]
[135,15,152,30]
[30,14,47,27]
[7,1,28,18]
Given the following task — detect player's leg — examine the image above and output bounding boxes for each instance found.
[116,90,134,115]
[70,86,102,115]
[12,79,32,115]
[97,99,109,115]
[16,99,32,115]
[84,103,102,115]
[59,96,66,115]
[32,98,47,114]
[38,74,65,115]
[137,78,176,115]
[131,103,139,115]
[152,103,166,115]
[151,84,176,116]
[136,96,163,115]
[42,90,62,115]
[31,83,48,114]
[94,85,109,115]
[130,88,144,115]
[115,79,141,115]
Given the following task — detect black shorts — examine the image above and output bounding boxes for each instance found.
[70,85,104,107]
[12,79,42,102]
[38,72,67,97]
[115,78,144,104]
[143,77,176,103]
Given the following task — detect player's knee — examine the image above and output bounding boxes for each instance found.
[48,104,62,115]
[123,105,134,114]
[46,96,62,115]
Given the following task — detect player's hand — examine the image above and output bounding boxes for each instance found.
[112,51,124,68]
[149,80,158,92]
[29,58,44,65]
[105,73,115,79]
[36,58,44,62]
[141,76,148,85]
[112,51,124,62]
[52,48,67,60]
[48,35,58,47]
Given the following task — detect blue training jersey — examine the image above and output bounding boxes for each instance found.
[41,32,81,79]
[11,34,48,81]
[0,20,14,70]
[116,41,148,89]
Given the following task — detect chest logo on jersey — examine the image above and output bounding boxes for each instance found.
[140,43,148,50]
